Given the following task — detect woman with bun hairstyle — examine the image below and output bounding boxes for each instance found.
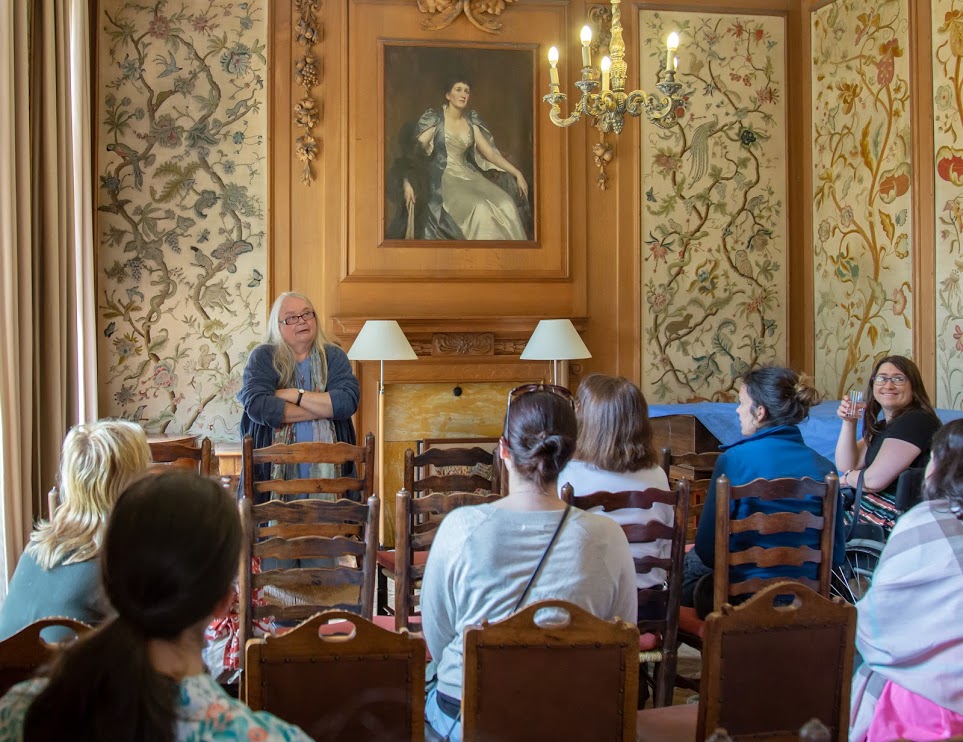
[421,386,637,741]
[682,366,845,616]
[0,472,310,741]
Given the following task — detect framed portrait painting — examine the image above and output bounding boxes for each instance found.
[382,43,537,244]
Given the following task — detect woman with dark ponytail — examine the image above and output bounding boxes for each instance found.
[0,471,310,742]
[681,366,846,617]
[420,386,637,741]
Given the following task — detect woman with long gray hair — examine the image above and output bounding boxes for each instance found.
[237,292,360,499]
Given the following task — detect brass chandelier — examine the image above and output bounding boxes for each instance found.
[544,0,684,133]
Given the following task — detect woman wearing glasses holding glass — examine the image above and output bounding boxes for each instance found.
[238,292,360,499]
[420,387,637,741]
[835,355,941,531]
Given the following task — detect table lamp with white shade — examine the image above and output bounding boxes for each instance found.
[346,321,417,522]
[520,319,592,386]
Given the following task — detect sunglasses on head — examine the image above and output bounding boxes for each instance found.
[503,383,576,438]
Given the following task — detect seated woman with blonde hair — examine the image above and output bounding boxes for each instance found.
[0,420,150,641]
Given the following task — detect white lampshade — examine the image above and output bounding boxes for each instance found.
[347,320,417,361]
[520,319,591,361]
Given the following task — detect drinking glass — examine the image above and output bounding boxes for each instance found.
[848,389,865,419]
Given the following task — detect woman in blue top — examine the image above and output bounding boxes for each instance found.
[682,366,845,617]
[237,291,360,501]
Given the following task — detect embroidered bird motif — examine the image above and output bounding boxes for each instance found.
[687,116,719,185]
[105,143,154,191]
[154,51,182,78]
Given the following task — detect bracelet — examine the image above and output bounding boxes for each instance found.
[296,391,304,407]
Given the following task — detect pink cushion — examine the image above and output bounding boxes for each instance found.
[371,615,397,631]
[678,607,705,641]
[376,549,429,572]
[636,703,698,742]
[639,632,659,651]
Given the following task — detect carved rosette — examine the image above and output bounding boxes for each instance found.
[416,0,515,34]
[432,333,495,356]
[294,0,321,185]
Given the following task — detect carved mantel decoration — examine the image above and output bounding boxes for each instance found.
[294,0,321,185]
[416,0,516,34]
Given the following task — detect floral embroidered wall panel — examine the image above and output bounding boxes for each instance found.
[934,0,963,410]
[811,0,913,400]
[639,10,789,403]
[96,0,268,440]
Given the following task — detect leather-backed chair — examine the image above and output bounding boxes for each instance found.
[245,611,426,741]
[462,599,639,741]
[0,617,91,695]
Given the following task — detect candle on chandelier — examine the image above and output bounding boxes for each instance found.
[600,55,611,92]
[580,25,592,68]
[666,32,680,73]
[548,46,560,86]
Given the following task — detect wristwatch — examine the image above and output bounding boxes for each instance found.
[296,389,305,406]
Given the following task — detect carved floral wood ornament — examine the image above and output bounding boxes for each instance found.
[294,0,321,184]
[417,0,516,34]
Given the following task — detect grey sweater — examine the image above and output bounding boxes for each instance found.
[421,504,638,701]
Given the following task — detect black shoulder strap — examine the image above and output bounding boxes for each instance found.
[513,504,572,613]
[847,469,866,541]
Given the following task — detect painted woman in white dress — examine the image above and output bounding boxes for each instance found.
[398,77,532,241]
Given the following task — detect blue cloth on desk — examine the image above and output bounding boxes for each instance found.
[649,401,963,464]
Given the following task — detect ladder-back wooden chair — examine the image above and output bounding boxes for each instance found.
[562,481,690,707]
[377,444,501,614]
[245,611,426,741]
[0,617,92,695]
[238,434,378,672]
[462,599,639,742]
[714,473,840,611]
[394,488,503,632]
[148,437,213,477]
[660,448,719,540]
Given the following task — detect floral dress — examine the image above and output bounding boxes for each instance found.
[0,673,310,741]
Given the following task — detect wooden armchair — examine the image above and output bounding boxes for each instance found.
[394,488,502,632]
[637,582,856,742]
[713,473,840,610]
[238,434,379,671]
[377,444,501,615]
[148,437,213,477]
[562,481,690,707]
[0,617,91,694]
[245,611,426,741]
[462,599,639,742]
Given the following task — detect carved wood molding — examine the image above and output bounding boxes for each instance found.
[417,0,517,34]
[293,0,320,185]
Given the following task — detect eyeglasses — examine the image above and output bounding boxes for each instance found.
[279,310,316,326]
[871,374,908,386]
[503,383,576,438]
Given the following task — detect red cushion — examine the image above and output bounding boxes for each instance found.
[376,549,429,572]
[677,606,705,641]
[639,632,659,651]
[371,615,397,631]
[636,703,698,742]
[684,543,695,553]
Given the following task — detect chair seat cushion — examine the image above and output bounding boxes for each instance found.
[375,550,429,572]
[639,632,659,651]
[636,703,698,742]
[678,607,705,641]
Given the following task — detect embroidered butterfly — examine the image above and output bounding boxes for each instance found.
[248,268,263,288]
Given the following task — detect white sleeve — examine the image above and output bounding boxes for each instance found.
[420,517,459,663]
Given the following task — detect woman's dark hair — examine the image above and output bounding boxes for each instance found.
[924,419,963,519]
[862,355,936,442]
[444,74,472,95]
[574,374,658,472]
[741,366,821,428]
[504,391,577,491]
[23,472,242,742]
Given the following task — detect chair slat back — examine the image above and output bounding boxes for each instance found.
[660,448,722,479]
[149,437,213,477]
[698,582,855,742]
[462,599,639,742]
[245,611,425,741]
[564,481,690,707]
[394,488,503,630]
[713,474,840,612]
[403,445,499,496]
[0,618,92,695]
[238,434,379,674]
